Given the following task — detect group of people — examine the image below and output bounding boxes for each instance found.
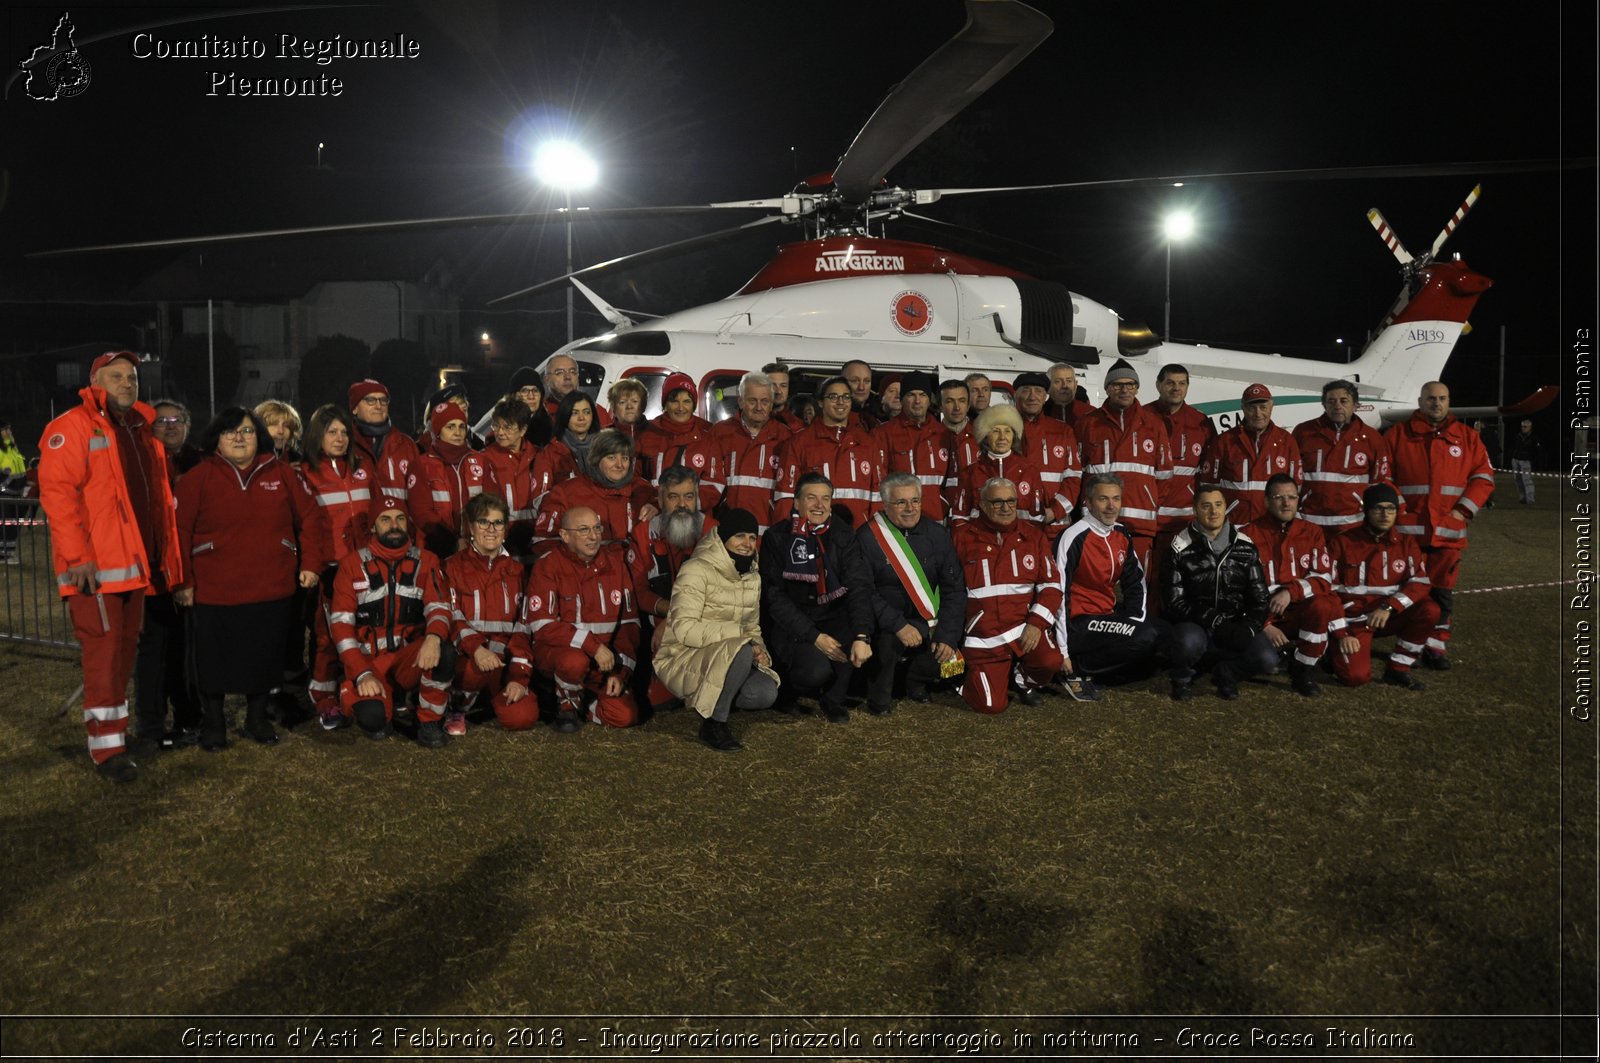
[36,348,1495,782]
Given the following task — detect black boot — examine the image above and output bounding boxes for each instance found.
[1290,661,1322,698]
[699,717,743,752]
[244,693,279,745]
[200,694,228,752]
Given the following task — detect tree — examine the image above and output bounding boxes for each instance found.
[296,334,371,416]
[166,332,241,418]
[370,338,431,434]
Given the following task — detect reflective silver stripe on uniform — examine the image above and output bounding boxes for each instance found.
[189,542,214,556]
[1158,506,1192,519]
[527,618,553,633]
[329,611,356,624]
[1171,464,1198,477]
[1460,497,1480,515]
[83,704,128,722]
[88,436,110,451]
[431,490,452,502]
[473,620,519,633]
[90,562,146,582]
[1296,579,1314,598]
[510,508,537,521]
[1438,485,1465,496]
[1334,583,1403,595]
[916,474,943,487]
[1119,506,1157,520]
[1301,470,1368,483]
[1392,594,1413,610]
[574,620,618,633]
[1218,478,1268,492]
[396,585,423,599]
[88,733,124,750]
[1302,512,1358,526]
[1398,484,1431,495]
[280,538,297,551]
[1437,526,1467,540]
[336,639,363,653]
[833,487,874,501]
[318,491,352,505]
[967,583,1034,599]
[1029,602,1054,624]
[1088,461,1157,476]
[357,587,389,604]
[1396,524,1426,535]
[307,679,337,693]
[965,622,1027,650]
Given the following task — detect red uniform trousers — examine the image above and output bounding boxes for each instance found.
[1330,598,1441,686]
[68,589,145,763]
[961,631,1064,715]
[532,644,640,728]
[1271,594,1342,668]
[1421,546,1460,656]
[338,637,452,723]
[453,656,539,730]
[307,572,341,713]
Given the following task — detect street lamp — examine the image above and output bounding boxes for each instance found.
[317,141,324,169]
[1163,210,1194,342]
[533,140,599,344]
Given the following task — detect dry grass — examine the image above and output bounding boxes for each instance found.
[0,478,1588,1057]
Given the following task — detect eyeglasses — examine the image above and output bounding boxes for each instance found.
[473,519,508,530]
[822,393,852,403]
[515,387,541,397]
[1107,382,1138,391]
[886,497,922,507]
[153,416,188,426]
[565,524,604,536]
[222,426,256,437]
[359,396,390,406]
[984,498,1019,508]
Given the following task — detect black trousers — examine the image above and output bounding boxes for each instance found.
[774,632,855,713]
[868,629,941,710]
[133,592,199,736]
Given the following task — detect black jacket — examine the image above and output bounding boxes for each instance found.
[760,518,875,648]
[1159,522,1269,634]
[855,514,967,648]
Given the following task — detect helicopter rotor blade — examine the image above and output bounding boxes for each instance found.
[488,214,788,305]
[1429,183,1482,260]
[27,204,770,258]
[831,0,1052,204]
[1365,208,1414,266]
[920,157,1585,201]
[894,210,1071,273]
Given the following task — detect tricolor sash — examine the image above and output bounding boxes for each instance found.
[869,513,939,623]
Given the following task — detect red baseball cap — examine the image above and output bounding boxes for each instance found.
[1242,383,1273,404]
[90,350,140,374]
[661,372,697,402]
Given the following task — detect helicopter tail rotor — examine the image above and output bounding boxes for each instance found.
[1428,182,1482,260]
[1366,207,1414,266]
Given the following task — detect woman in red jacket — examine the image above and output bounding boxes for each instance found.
[543,391,600,485]
[532,429,658,556]
[298,404,375,729]
[174,407,326,750]
[636,373,715,485]
[412,399,488,558]
[442,492,534,734]
[948,405,1061,530]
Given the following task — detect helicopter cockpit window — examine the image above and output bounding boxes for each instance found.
[575,360,607,404]
[699,373,743,424]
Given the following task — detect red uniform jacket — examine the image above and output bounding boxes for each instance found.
[1152,402,1218,529]
[949,449,1061,528]
[37,388,182,598]
[774,408,806,433]
[443,547,531,686]
[412,443,489,556]
[627,513,718,619]
[1293,415,1393,532]
[636,414,718,506]
[1384,412,1495,550]
[703,416,790,530]
[524,542,640,680]
[481,440,542,542]
[951,516,1063,652]
[1327,524,1432,632]
[774,418,887,526]
[329,538,453,680]
[1075,400,1172,540]
[299,457,374,566]
[1200,423,1302,525]
[349,424,420,510]
[533,473,656,554]
[1019,411,1082,527]
[875,414,957,521]
[175,453,327,605]
[1243,514,1334,605]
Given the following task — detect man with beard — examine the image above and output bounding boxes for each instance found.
[951,477,1063,712]
[527,505,642,731]
[858,473,966,713]
[38,350,183,781]
[329,501,457,745]
[347,377,421,510]
[629,466,716,709]
[706,370,791,531]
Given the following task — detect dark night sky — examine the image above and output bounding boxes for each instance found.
[1,0,1594,411]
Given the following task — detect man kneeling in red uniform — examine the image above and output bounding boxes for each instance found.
[330,501,457,744]
[1327,483,1439,690]
[1244,473,1343,697]
[526,504,642,732]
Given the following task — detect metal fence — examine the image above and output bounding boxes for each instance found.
[0,496,77,651]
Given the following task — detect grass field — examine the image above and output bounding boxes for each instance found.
[1,477,1593,1059]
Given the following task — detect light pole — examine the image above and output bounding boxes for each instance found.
[317,141,324,169]
[1163,210,1194,342]
[533,140,598,344]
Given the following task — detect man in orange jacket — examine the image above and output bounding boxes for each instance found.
[37,351,182,782]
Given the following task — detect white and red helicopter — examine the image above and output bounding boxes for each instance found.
[37,0,1554,430]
